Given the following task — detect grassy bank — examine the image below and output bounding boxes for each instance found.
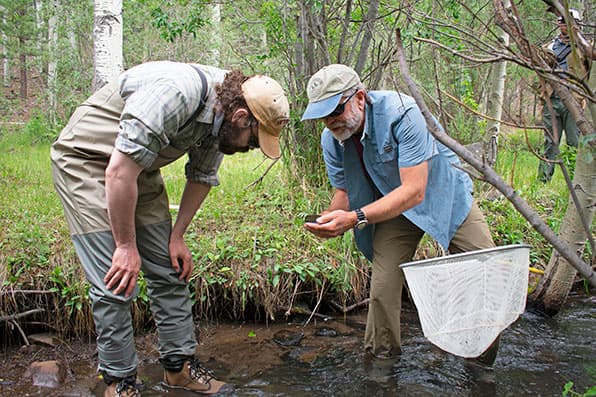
[0,125,576,339]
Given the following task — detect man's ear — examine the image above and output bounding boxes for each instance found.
[231,108,250,127]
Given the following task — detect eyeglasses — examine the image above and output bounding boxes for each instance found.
[327,91,357,118]
[248,119,259,149]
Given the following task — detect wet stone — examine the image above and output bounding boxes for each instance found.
[245,379,270,387]
[24,360,65,388]
[314,326,338,337]
[272,330,304,346]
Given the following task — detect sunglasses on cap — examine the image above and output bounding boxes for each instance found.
[327,90,357,118]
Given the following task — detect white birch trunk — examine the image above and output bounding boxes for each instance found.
[209,3,221,65]
[47,0,59,120]
[34,0,43,76]
[93,0,123,92]
[483,1,510,166]
[1,9,8,87]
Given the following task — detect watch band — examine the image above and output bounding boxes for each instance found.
[355,208,366,222]
[354,208,368,230]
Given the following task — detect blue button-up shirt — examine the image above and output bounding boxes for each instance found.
[321,91,473,260]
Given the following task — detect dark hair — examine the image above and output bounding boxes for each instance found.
[215,70,250,119]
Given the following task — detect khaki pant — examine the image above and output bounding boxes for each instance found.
[364,201,494,357]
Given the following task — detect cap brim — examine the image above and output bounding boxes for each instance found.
[301,93,343,121]
[258,124,281,159]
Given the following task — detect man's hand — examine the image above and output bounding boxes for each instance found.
[303,210,357,238]
[104,244,141,297]
[169,235,193,282]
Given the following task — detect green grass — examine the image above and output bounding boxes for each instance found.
[0,125,577,336]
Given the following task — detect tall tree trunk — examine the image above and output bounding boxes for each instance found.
[530,55,596,313]
[530,141,596,313]
[93,0,122,92]
[1,10,8,88]
[19,43,27,99]
[17,5,27,99]
[483,0,510,167]
[209,3,221,66]
[47,0,59,122]
[354,0,380,75]
[34,0,43,79]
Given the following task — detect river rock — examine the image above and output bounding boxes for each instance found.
[272,330,304,346]
[24,360,65,388]
[314,326,338,337]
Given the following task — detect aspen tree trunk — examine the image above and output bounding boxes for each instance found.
[17,4,27,99]
[47,0,59,122]
[530,61,596,313]
[93,0,122,92]
[1,10,8,87]
[209,3,221,66]
[483,1,510,166]
[34,0,43,78]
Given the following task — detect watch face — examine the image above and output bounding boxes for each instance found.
[356,220,368,230]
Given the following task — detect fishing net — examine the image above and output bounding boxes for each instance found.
[400,244,530,358]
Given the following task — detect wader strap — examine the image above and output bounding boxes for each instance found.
[178,66,208,131]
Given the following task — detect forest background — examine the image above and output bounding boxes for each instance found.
[0,0,594,340]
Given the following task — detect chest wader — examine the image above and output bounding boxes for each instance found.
[50,68,208,379]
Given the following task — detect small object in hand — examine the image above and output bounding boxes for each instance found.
[304,214,320,223]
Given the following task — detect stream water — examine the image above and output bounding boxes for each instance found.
[0,291,594,396]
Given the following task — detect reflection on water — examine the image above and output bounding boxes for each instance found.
[1,293,594,396]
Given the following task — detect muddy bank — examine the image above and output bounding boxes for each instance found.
[1,293,594,396]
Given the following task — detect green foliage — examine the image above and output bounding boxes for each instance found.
[560,144,577,179]
[22,113,60,144]
[562,381,596,397]
[148,0,210,43]
[49,266,89,315]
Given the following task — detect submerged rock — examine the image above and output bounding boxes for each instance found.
[24,360,65,388]
[272,330,304,346]
[314,326,338,337]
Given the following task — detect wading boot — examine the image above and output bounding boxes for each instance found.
[104,376,142,397]
[163,357,227,394]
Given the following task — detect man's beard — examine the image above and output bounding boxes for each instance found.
[328,110,363,142]
[218,120,249,155]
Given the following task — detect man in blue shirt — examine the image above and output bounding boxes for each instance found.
[301,64,496,362]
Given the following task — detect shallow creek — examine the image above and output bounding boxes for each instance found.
[0,291,594,396]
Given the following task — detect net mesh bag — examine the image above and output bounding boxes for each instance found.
[400,244,530,358]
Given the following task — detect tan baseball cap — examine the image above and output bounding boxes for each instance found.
[242,75,290,159]
[301,64,361,120]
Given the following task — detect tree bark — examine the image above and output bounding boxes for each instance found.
[47,0,59,122]
[483,1,510,166]
[93,0,122,92]
[354,0,380,75]
[1,10,8,87]
[530,139,596,313]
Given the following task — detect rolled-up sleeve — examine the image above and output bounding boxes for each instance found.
[116,83,190,168]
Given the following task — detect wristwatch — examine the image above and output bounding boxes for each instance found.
[354,208,369,230]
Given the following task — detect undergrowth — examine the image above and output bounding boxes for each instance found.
[0,125,581,341]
